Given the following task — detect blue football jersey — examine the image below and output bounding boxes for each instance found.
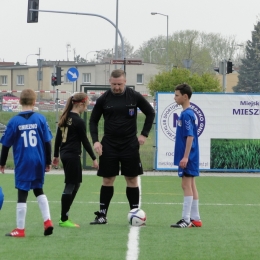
[0,186,4,210]
[0,111,52,181]
[174,107,199,176]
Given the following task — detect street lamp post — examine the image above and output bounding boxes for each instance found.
[149,48,165,63]
[24,49,41,99]
[25,53,40,65]
[86,50,100,63]
[151,12,169,70]
[30,9,125,70]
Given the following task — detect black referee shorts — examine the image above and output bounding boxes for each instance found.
[61,156,82,184]
[97,136,143,177]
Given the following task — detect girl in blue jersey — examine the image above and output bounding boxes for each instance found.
[0,89,53,237]
[170,84,202,228]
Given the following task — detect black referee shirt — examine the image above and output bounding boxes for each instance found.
[89,87,155,144]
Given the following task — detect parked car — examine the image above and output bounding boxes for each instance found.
[0,123,6,133]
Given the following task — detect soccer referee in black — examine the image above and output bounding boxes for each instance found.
[89,69,155,224]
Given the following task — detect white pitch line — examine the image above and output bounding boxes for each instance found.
[3,200,260,207]
[126,176,141,260]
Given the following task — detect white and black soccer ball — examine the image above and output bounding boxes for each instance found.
[127,208,146,226]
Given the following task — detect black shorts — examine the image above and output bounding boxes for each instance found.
[61,156,82,184]
[97,136,143,177]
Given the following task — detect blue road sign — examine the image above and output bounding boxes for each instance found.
[67,67,79,82]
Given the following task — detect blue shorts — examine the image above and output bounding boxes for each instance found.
[178,167,199,177]
[15,179,43,191]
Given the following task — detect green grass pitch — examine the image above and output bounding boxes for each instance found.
[0,173,259,260]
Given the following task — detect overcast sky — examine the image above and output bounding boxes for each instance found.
[0,0,260,65]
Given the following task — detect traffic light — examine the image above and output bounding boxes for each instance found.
[51,76,57,87]
[56,67,63,85]
[227,60,233,74]
[214,67,220,73]
[27,0,39,23]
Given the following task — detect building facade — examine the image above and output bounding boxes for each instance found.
[0,60,240,110]
[0,61,162,97]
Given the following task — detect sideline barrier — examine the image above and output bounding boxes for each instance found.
[0,90,71,110]
[0,90,71,94]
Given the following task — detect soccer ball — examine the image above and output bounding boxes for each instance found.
[127,208,146,226]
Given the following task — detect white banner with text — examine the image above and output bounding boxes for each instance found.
[155,93,260,172]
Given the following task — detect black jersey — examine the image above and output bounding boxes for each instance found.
[54,112,96,160]
[89,87,155,144]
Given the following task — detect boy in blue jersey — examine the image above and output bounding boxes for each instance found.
[170,84,202,228]
[0,89,53,237]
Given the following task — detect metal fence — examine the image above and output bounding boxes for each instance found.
[0,90,72,112]
[0,88,155,171]
[0,89,153,112]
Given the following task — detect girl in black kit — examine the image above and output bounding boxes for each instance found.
[52,92,98,227]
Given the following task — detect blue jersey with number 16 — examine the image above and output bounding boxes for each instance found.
[0,111,52,181]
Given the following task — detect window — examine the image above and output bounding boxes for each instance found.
[0,76,7,85]
[83,73,91,83]
[137,74,143,84]
[17,75,24,85]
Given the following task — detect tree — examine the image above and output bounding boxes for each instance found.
[74,55,86,63]
[88,38,136,63]
[136,31,240,75]
[201,33,238,66]
[233,21,260,92]
[134,35,166,63]
[148,68,221,96]
[96,49,113,61]
[170,30,213,74]
[117,37,135,59]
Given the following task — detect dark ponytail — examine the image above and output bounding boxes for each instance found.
[58,96,73,127]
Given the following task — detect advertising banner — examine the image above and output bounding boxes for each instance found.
[2,96,20,112]
[156,93,260,172]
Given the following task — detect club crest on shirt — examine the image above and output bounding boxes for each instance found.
[67,118,72,125]
[128,108,134,116]
[160,101,206,141]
